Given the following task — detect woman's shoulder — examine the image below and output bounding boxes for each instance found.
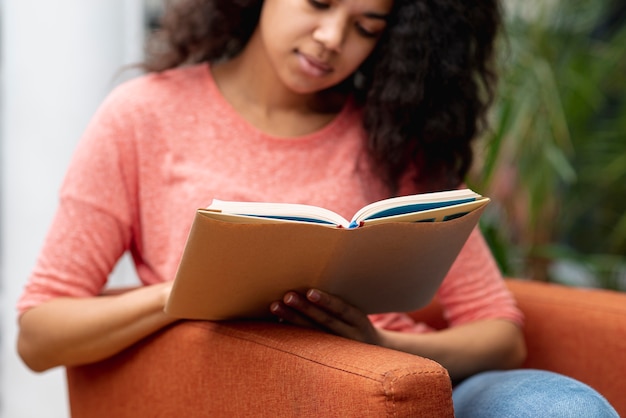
[104,64,211,112]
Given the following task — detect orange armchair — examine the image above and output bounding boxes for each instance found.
[508,279,626,414]
[66,279,626,417]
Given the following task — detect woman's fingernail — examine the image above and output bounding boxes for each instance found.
[307,289,321,302]
[285,293,295,304]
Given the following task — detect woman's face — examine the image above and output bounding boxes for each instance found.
[257,0,393,95]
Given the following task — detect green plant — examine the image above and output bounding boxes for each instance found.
[470,0,626,290]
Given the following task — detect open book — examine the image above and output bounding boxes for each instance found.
[166,189,490,321]
[205,189,486,228]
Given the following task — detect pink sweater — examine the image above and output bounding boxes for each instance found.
[18,64,523,331]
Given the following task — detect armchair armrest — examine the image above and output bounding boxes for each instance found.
[507,279,626,416]
[67,321,453,417]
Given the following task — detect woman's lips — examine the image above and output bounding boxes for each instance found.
[297,52,333,77]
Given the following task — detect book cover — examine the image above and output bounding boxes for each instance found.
[165,195,488,321]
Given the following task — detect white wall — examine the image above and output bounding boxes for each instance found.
[1,1,144,416]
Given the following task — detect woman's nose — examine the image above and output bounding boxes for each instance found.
[312,15,348,53]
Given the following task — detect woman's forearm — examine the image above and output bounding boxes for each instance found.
[379,319,527,382]
[17,282,178,372]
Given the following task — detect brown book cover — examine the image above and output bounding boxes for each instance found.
[165,201,487,321]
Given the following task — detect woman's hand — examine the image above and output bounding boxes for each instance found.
[270,288,526,383]
[270,289,382,346]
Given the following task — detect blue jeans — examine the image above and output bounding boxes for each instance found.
[452,369,619,417]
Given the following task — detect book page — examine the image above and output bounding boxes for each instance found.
[207,199,350,227]
[360,198,489,226]
[352,189,481,224]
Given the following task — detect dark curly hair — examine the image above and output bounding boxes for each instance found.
[144,0,502,193]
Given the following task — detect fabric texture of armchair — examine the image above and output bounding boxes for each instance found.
[66,279,626,417]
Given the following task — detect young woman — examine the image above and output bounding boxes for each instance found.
[17,0,618,415]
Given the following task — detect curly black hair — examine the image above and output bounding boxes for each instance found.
[144,0,501,193]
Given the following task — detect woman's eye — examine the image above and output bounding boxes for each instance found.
[355,24,378,38]
[307,0,330,10]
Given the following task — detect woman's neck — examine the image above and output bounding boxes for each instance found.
[211,33,347,137]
